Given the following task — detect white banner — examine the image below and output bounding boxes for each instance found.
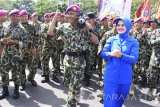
[99,0,132,19]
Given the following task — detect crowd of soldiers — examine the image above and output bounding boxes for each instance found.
[0,4,160,107]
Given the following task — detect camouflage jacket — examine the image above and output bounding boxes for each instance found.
[31,21,42,45]
[132,29,150,65]
[2,23,27,56]
[0,24,4,39]
[21,22,37,49]
[55,23,90,68]
[149,28,160,68]
[41,22,59,48]
[98,29,116,53]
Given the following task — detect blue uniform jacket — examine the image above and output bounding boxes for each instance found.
[101,17,139,84]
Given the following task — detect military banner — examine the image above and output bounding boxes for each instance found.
[155,0,160,19]
[99,0,132,19]
[135,0,150,21]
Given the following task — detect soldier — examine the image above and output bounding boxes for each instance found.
[47,5,99,107]
[0,10,8,57]
[30,12,42,69]
[146,18,159,97]
[0,9,27,99]
[130,18,150,95]
[41,12,60,83]
[84,12,99,86]
[19,10,38,90]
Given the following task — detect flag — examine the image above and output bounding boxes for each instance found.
[98,0,103,14]
[67,0,74,7]
[135,0,150,21]
[99,0,132,19]
[155,0,160,19]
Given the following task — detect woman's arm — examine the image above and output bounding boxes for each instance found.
[121,40,139,64]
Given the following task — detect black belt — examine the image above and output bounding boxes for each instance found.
[65,51,86,56]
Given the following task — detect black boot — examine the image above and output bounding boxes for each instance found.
[20,83,26,91]
[51,74,60,83]
[28,80,37,87]
[84,75,91,87]
[0,86,9,99]
[13,84,19,99]
[41,75,50,83]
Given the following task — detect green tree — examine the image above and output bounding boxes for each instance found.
[0,0,14,10]
[35,0,57,15]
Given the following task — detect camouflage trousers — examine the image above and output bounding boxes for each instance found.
[133,61,148,85]
[1,54,21,86]
[85,49,97,77]
[63,66,85,107]
[41,47,60,76]
[20,51,38,84]
[147,66,160,88]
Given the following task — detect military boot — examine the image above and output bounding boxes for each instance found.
[41,75,50,83]
[13,84,19,99]
[0,86,9,99]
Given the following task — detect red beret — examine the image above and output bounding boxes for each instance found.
[31,12,38,17]
[66,5,81,13]
[100,16,107,22]
[134,17,143,23]
[0,10,8,16]
[44,13,50,17]
[19,10,29,16]
[9,9,20,15]
[50,12,55,17]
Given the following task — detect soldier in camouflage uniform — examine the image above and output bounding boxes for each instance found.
[130,18,150,95]
[0,9,27,99]
[84,12,99,87]
[0,10,8,87]
[41,13,60,83]
[0,10,8,57]
[30,12,42,69]
[97,16,112,81]
[146,18,159,98]
[47,5,99,107]
[19,10,39,91]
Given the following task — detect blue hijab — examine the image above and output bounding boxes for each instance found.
[116,17,132,40]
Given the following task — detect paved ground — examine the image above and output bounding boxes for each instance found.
[0,61,160,107]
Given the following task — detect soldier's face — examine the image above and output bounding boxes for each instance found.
[32,16,38,22]
[135,21,143,30]
[150,22,157,29]
[67,11,78,23]
[116,20,126,34]
[87,18,95,25]
[10,14,19,23]
[44,16,50,23]
[19,15,28,23]
[0,15,7,23]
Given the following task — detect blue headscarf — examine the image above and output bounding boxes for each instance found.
[116,17,132,40]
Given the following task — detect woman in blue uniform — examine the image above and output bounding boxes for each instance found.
[101,17,139,107]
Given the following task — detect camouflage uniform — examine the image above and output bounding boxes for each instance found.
[1,23,26,87]
[32,20,42,68]
[20,22,39,85]
[132,30,150,86]
[84,25,99,86]
[41,22,60,77]
[97,26,111,80]
[55,23,89,107]
[147,28,160,89]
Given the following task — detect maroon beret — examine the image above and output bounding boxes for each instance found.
[9,9,20,16]
[0,10,8,16]
[66,5,81,13]
[134,17,143,23]
[50,12,56,17]
[19,10,29,16]
[31,12,38,17]
[44,13,50,17]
